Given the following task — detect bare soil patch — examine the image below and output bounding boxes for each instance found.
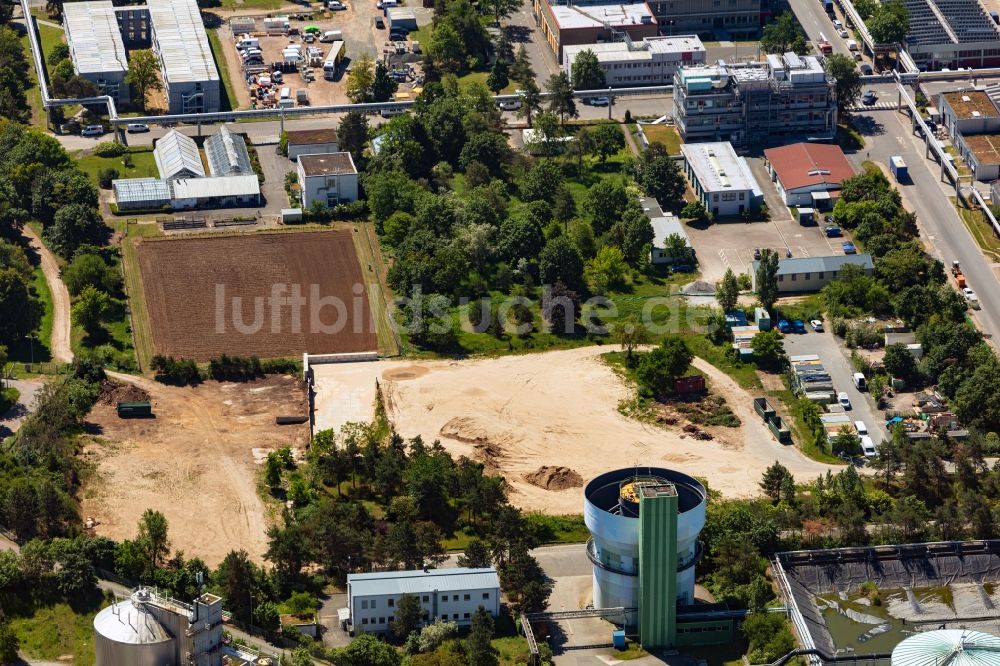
[136,230,376,360]
[523,466,583,491]
[81,372,309,566]
[97,379,151,405]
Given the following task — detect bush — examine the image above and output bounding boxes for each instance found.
[151,355,202,385]
[97,167,120,189]
[208,354,263,381]
[94,141,126,157]
[261,358,301,374]
[63,252,121,296]
[302,199,368,222]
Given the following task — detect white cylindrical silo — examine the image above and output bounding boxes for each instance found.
[892,630,1000,666]
[94,589,175,666]
[583,467,706,612]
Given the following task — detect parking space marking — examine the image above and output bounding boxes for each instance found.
[719,248,746,272]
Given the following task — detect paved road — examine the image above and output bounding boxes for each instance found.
[848,95,1000,344]
[787,0,852,56]
[0,378,43,438]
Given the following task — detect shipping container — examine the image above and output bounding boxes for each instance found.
[117,402,152,418]
[753,397,776,421]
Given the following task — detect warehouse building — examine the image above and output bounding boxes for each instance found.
[204,126,254,177]
[680,141,762,218]
[751,254,874,293]
[645,0,762,37]
[154,130,206,180]
[63,1,129,104]
[902,0,1000,70]
[532,0,658,61]
[297,153,359,208]
[285,129,340,161]
[763,142,854,207]
[343,568,500,635]
[147,0,221,114]
[562,36,706,87]
[674,54,836,147]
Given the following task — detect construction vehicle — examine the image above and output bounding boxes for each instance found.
[952,260,966,288]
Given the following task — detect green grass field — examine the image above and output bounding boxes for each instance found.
[75,147,159,185]
[207,28,238,111]
[10,595,112,666]
[640,123,682,154]
[957,203,1000,263]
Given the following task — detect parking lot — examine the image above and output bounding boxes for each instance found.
[690,158,857,283]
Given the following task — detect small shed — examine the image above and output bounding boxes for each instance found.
[797,207,815,224]
[755,307,771,331]
[281,207,303,223]
[386,7,417,30]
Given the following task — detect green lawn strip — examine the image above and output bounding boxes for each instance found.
[19,31,45,126]
[351,223,400,356]
[207,28,238,111]
[28,265,56,363]
[955,202,1000,263]
[120,224,159,370]
[771,386,843,464]
[639,123,682,154]
[75,147,158,186]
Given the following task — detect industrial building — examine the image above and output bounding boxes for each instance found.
[562,36,706,88]
[532,0,658,61]
[154,129,206,180]
[750,254,874,293]
[938,90,1000,140]
[680,141,762,218]
[285,129,340,161]
[763,143,855,207]
[902,0,1000,70]
[343,568,500,635]
[644,0,762,37]
[62,1,129,104]
[673,54,837,147]
[953,131,1000,181]
[649,213,691,264]
[204,126,254,177]
[297,152,359,208]
[61,0,220,113]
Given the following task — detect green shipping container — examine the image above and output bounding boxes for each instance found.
[117,402,152,418]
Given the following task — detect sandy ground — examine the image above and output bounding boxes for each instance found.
[22,226,73,363]
[312,346,840,512]
[81,371,310,566]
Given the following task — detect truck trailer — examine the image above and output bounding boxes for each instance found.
[890,155,907,181]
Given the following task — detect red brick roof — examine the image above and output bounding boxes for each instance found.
[763,143,854,192]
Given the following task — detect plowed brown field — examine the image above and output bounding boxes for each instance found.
[137,231,377,360]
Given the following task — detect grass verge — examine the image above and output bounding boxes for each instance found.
[27,265,56,363]
[19,30,45,126]
[207,28,238,111]
[120,223,160,371]
[956,202,1000,263]
[10,594,112,666]
[351,222,400,356]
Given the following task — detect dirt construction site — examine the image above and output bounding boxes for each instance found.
[81,372,310,566]
[312,346,841,512]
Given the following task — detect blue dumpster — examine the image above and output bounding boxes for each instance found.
[612,630,626,650]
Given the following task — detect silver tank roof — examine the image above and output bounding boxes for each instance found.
[93,590,173,645]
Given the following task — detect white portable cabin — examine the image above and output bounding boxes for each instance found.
[263,16,289,34]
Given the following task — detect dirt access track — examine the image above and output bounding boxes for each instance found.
[136,230,377,361]
[81,372,310,566]
[312,346,840,513]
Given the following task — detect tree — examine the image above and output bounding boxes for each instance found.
[125,50,163,111]
[264,452,282,488]
[718,268,740,311]
[486,58,509,93]
[338,111,369,163]
[480,0,521,24]
[831,427,861,457]
[392,594,423,641]
[63,252,120,296]
[681,200,708,222]
[48,42,70,67]
[825,54,862,113]
[372,61,398,102]
[570,49,605,90]
[635,336,693,397]
[591,122,624,163]
[755,249,780,312]
[515,78,542,127]
[538,236,584,292]
[137,509,170,574]
[585,245,628,294]
[586,180,629,235]
[457,539,492,568]
[760,462,792,503]
[71,286,113,335]
[545,72,577,124]
[331,633,403,666]
[553,185,576,224]
[634,148,685,207]
[346,54,375,103]
[466,607,499,666]
[883,343,918,382]
[509,44,534,84]
[0,269,42,349]
[429,23,465,73]
[751,329,786,370]
[760,13,807,55]
[868,0,909,44]
[613,314,650,364]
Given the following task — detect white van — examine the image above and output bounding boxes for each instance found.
[81,124,104,137]
[861,435,877,457]
[852,372,867,390]
[854,421,868,436]
[847,39,859,51]
[320,30,343,42]
[279,87,291,100]
[236,37,260,50]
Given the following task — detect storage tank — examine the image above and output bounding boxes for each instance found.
[892,630,1000,666]
[583,467,706,612]
[94,589,175,666]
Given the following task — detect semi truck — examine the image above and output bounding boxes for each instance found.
[890,155,908,181]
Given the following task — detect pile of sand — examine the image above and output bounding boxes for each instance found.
[682,280,717,295]
[523,466,583,491]
[97,379,151,405]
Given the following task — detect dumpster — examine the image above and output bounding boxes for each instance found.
[117,401,152,418]
[753,397,776,421]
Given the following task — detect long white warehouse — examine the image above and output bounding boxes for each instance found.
[562,36,706,87]
[147,0,221,114]
[63,1,129,104]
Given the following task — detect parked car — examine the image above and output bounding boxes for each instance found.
[963,287,981,309]
[327,0,346,8]
[860,63,873,75]
[777,319,791,333]
[498,98,521,111]
[861,435,877,457]
[374,16,385,27]
[672,263,695,273]
[810,319,824,332]
[793,319,806,334]
[842,241,857,254]
[838,27,849,37]
[753,247,762,260]
[81,124,105,137]
[126,123,149,133]
[588,96,611,106]
[862,90,877,105]
[825,225,842,237]
[855,420,868,435]
[837,391,852,410]
[833,18,843,29]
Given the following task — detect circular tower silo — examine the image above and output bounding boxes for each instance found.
[583,467,706,612]
[94,588,175,666]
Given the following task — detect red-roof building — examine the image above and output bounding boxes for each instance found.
[763,143,855,208]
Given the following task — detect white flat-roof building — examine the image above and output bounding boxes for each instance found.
[147,0,220,113]
[562,36,706,87]
[680,141,762,218]
[533,0,659,61]
[297,152,359,208]
[63,1,129,104]
[649,213,691,264]
[345,568,500,635]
